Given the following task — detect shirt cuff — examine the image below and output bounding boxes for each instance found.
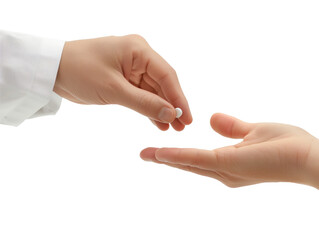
[0,30,65,126]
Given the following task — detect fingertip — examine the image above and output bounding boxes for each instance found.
[210,113,225,130]
[188,115,193,125]
[140,147,158,161]
[171,119,185,131]
[210,113,252,138]
[160,125,170,131]
[175,126,185,132]
[150,119,170,131]
[180,113,193,126]
[177,106,193,126]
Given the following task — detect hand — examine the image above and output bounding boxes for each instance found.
[140,113,319,188]
[54,35,192,131]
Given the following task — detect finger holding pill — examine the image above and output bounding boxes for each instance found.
[170,108,185,131]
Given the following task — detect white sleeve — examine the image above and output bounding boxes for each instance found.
[0,30,65,126]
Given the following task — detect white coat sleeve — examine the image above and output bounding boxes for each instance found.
[0,30,65,126]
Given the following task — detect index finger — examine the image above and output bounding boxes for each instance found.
[145,50,193,125]
[154,148,219,170]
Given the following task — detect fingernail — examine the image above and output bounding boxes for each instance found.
[158,107,174,123]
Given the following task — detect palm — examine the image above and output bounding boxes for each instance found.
[141,113,316,187]
[219,125,310,186]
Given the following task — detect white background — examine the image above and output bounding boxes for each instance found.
[1,0,319,239]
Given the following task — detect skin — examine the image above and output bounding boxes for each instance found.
[54,35,192,131]
[140,113,319,189]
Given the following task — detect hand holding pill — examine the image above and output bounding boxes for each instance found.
[54,35,192,131]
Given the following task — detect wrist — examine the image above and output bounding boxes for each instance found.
[304,138,319,189]
[53,41,70,96]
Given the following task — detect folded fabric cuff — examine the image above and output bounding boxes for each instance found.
[0,30,65,126]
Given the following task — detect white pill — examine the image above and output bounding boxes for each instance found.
[175,108,183,118]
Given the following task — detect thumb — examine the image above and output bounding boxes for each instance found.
[119,83,176,123]
[210,113,254,139]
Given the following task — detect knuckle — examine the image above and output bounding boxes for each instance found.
[122,35,150,58]
[214,148,235,171]
[170,67,177,76]
[188,149,199,166]
[157,68,177,86]
[213,148,226,169]
[166,66,176,76]
[163,67,177,82]
[128,34,146,41]
[125,34,148,47]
